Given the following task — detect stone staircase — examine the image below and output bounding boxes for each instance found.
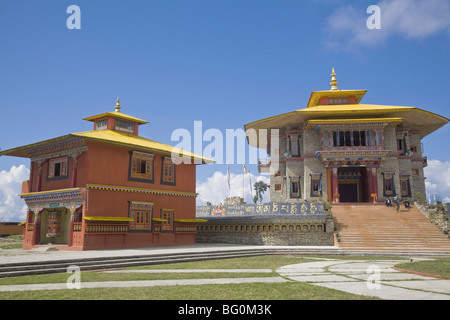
[333,204,450,251]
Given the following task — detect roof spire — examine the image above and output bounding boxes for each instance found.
[330,67,338,91]
[115,97,121,112]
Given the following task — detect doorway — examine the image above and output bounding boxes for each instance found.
[337,167,369,203]
[39,208,71,245]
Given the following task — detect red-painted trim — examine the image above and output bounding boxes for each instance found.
[392,267,450,279]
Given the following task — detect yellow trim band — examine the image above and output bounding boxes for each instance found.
[174,219,208,223]
[86,183,198,198]
[84,216,134,222]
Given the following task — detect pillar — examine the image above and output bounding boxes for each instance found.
[332,167,339,203]
[371,167,378,203]
[71,158,78,188]
[367,168,373,202]
[32,209,42,245]
[68,206,76,247]
[35,162,43,192]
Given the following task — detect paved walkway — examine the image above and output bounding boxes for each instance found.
[1,253,449,299]
[277,258,450,300]
[0,244,337,264]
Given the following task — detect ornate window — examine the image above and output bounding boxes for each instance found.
[96,118,108,130]
[115,119,134,133]
[128,201,153,232]
[47,156,69,180]
[397,132,407,155]
[161,209,174,232]
[129,151,154,182]
[161,157,176,185]
[382,172,396,197]
[327,130,382,147]
[290,176,301,198]
[287,134,301,157]
[310,173,322,197]
[328,97,349,105]
[400,175,411,197]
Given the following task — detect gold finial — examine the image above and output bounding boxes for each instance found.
[115,97,121,112]
[330,67,338,91]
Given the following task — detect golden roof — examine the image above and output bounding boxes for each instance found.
[0,130,214,164]
[306,90,367,108]
[245,104,449,147]
[304,117,403,130]
[73,130,213,163]
[83,111,148,124]
[1,98,213,164]
[244,70,448,146]
[83,98,148,124]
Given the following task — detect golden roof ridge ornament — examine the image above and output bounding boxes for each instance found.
[115,97,121,112]
[330,67,338,91]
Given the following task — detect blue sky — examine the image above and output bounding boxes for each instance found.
[0,0,449,220]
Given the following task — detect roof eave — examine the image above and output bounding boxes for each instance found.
[0,134,75,158]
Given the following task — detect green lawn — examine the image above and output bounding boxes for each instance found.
[0,235,23,250]
[395,258,450,278]
[0,255,378,300]
[0,254,448,300]
[0,281,374,300]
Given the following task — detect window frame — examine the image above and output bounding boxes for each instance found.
[96,118,108,130]
[160,209,174,232]
[310,173,322,197]
[400,174,411,198]
[47,156,69,181]
[128,201,153,233]
[161,156,176,186]
[287,134,301,157]
[382,172,396,197]
[128,151,154,183]
[290,176,301,199]
[115,119,135,133]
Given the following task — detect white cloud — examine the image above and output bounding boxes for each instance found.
[196,171,270,205]
[424,159,450,203]
[325,0,450,49]
[0,165,29,222]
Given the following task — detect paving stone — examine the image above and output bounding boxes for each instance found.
[314,281,450,300]
[286,274,357,283]
[102,269,273,273]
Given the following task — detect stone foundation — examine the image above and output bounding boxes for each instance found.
[196,215,334,246]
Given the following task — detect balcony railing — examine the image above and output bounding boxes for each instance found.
[85,224,128,234]
[73,223,82,232]
[321,145,384,151]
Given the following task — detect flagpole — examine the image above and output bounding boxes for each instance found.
[248,171,252,200]
[242,172,245,200]
[227,165,231,199]
[242,164,246,202]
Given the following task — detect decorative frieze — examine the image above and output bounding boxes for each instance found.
[28,137,87,163]
[20,188,85,213]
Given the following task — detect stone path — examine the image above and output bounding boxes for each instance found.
[277,258,450,300]
[0,277,288,292]
[0,253,449,299]
[102,269,273,274]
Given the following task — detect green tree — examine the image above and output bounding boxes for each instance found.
[253,181,269,203]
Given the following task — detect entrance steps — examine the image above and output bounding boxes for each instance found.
[333,204,450,251]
